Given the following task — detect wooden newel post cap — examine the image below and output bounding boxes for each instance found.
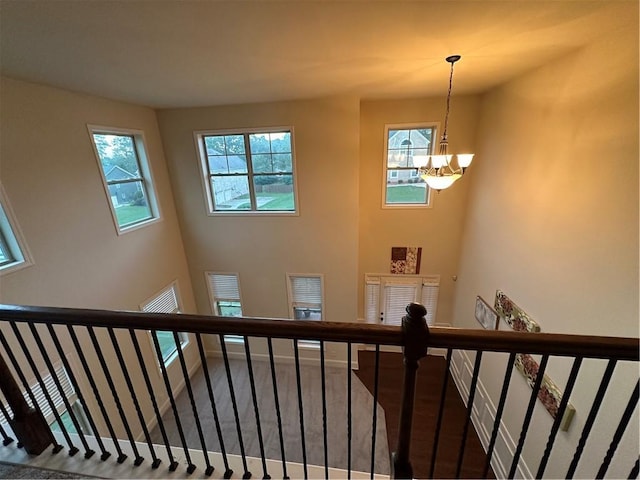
[406,302,427,319]
[402,302,429,362]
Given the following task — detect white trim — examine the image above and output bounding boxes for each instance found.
[0,183,34,275]
[87,124,162,235]
[286,273,325,320]
[193,126,299,217]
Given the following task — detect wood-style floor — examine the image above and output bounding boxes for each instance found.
[355,350,495,479]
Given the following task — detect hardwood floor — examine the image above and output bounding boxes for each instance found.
[355,350,495,479]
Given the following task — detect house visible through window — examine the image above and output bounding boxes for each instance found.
[89,126,159,232]
[141,282,186,364]
[0,184,32,275]
[196,129,296,213]
[206,272,243,342]
[287,274,324,320]
[365,274,439,325]
[385,125,435,206]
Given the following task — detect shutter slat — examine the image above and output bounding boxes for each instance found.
[142,284,179,313]
[208,274,240,301]
[421,283,439,325]
[365,282,380,323]
[290,276,322,304]
[383,284,417,326]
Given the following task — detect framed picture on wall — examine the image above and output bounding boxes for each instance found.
[475,296,499,330]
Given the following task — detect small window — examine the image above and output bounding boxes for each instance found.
[365,274,439,325]
[88,126,160,233]
[141,282,187,364]
[195,128,297,214]
[287,274,324,320]
[206,272,243,342]
[0,184,32,275]
[384,125,436,207]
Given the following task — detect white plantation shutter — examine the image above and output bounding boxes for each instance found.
[142,283,180,313]
[365,277,381,323]
[208,273,241,302]
[383,283,418,325]
[290,276,322,305]
[420,277,440,325]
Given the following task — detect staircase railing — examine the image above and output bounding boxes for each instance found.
[0,303,637,479]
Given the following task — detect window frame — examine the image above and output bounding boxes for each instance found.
[194,127,299,216]
[0,184,33,276]
[286,273,325,321]
[140,281,188,366]
[88,125,161,234]
[382,123,438,209]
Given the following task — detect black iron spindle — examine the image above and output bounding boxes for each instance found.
[9,321,77,455]
[28,322,93,458]
[0,398,14,445]
[67,325,124,462]
[347,342,352,480]
[106,327,156,467]
[429,348,452,479]
[508,354,549,479]
[173,331,213,476]
[150,330,195,474]
[197,333,232,479]
[455,351,483,478]
[128,329,177,471]
[629,457,639,479]
[483,352,516,478]
[244,337,269,479]
[47,324,108,460]
[219,335,251,479]
[320,340,329,479]
[536,356,583,478]
[596,381,639,479]
[86,326,143,465]
[566,359,617,479]
[370,344,380,479]
[267,338,288,480]
[293,339,308,479]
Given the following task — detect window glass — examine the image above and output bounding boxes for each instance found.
[287,274,323,320]
[0,185,31,274]
[141,282,186,364]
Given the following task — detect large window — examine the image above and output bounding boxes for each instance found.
[365,274,439,325]
[384,125,436,207]
[287,274,324,320]
[88,126,159,233]
[0,184,32,275]
[196,128,297,214]
[141,282,186,364]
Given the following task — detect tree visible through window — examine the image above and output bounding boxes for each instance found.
[197,129,296,213]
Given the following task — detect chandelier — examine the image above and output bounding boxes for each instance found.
[415,55,474,191]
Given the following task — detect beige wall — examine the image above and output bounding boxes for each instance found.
[451,21,638,478]
[156,97,360,325]
[0,77,198,438]
[358,96,480,322]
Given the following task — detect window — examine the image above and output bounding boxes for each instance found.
[206,272,243,342]
[195,128,297,214]
[88,126,159,233]
[384,125,436,206]
[141,282,187,364]
[0,184,32,275]
[287,274,324,320]
[365,274,439,325]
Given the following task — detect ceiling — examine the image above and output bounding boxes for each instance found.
[0,1,636,109]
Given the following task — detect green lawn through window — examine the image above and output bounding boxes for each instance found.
[114,205,153,226]
[386,185,427,204]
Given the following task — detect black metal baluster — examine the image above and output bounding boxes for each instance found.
[629,457,639,479]
[370,344,380,479]
[456,351,483,478]
[596,381,639,479]
[536,356,583,478]
[197,334,232,479]
[566,359,617,479]
[0,398,14,445]
[508,354,549,479]
[9,321,77,455]
[347,342,352,480]
[483,352,516,478]
[128,329,177,471]
[293,339,308,479]
[86,326,143,465]
[28,322,93,458]
[267,338,288,480]
[320,340,329,479]
[67,325,123,462]
[173,331,213,476]
[106,328,157,467]
[244,337,269,479]
[47,324,108,460]
[429,348,452,479]
[150,330,195,474]
[219,334,251,479]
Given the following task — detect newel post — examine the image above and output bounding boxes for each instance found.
[0,349,52,454]
[392,302,429,480]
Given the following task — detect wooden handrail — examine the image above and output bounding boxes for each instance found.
[0,304,637,361]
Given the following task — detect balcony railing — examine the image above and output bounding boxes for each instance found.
[0,303,637,479]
